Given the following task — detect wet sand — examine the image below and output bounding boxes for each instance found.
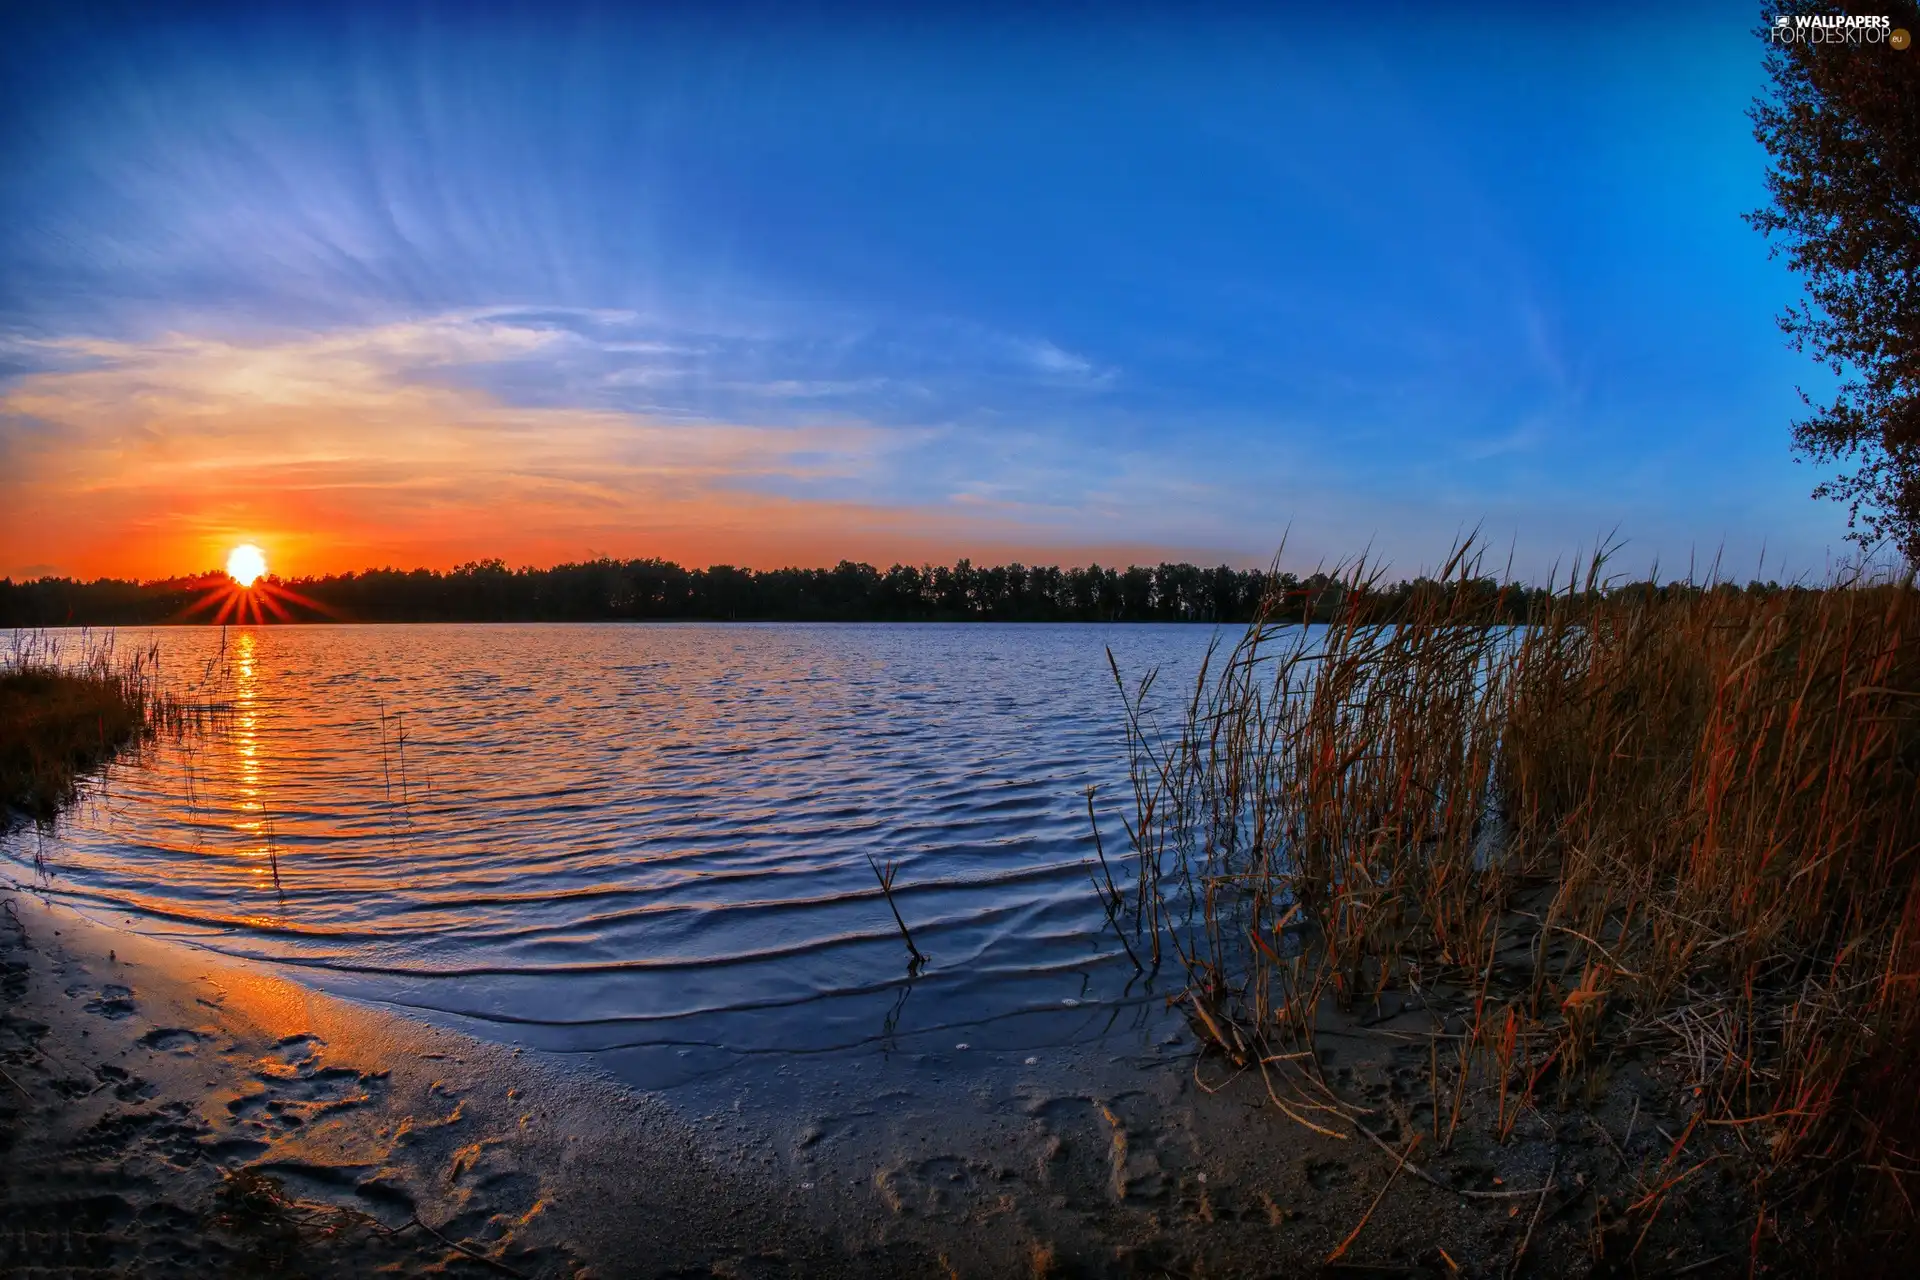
[0,894,856,1276]
[2,890,1770,1278]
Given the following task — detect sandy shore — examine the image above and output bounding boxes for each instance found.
[3,887,1774,1278]
[0,893,862,1277]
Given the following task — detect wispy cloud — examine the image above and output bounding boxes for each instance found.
[0,316,1209,580]
[1015,337,1114,387]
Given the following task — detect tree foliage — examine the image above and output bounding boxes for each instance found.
[0,556,1561,627]
[1749,2,1920,558]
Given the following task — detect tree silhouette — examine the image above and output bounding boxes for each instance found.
[1749,2,1920,559]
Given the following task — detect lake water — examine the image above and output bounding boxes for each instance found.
[4,624,1227,1085]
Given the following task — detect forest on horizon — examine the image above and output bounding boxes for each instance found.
[0,555,1826,628]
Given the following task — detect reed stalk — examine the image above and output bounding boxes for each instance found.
[1099,538,1920,1254]
[2,631,218,825]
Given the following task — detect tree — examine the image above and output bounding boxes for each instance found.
[1748,3,1920,559]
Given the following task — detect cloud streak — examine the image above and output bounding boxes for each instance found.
[0,316,1216,580]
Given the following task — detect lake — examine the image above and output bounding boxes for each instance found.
[4,623,1227,1086]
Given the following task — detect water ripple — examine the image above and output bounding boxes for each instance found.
[4,622,1223,1055]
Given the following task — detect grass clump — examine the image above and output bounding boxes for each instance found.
[1099,540,1920,1266]
[0,633,201,825]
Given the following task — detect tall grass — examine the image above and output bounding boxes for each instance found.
[0,631,213,824]
[1100,543,1920,1254]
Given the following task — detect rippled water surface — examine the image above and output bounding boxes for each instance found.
[6,624,1225,1077]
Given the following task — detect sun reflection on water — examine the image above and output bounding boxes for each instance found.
[228,631,278,887]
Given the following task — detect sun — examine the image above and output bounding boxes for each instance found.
[226,544,268,587]
[185,545,325,624]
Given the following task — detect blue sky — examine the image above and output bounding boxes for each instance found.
[0,2,1849,582]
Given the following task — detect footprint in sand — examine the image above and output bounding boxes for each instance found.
[1304,1157,1353,1192]
[1024,1095,1174,1207]
[138,1027,204,1055]
[80,983,136,1019]
[872,1155,993,1221]
[94,1062,157,1101]
[62,1105,211,1170]
[255,1032,324,1076]
[223,1033,391,1135]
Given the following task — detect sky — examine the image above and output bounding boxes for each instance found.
[0,2,1855,584]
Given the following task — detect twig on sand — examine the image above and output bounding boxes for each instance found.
[867,854,927,969]
[1283,1058,1553,1202]
[1349,1117,1555,1201]
[398,1215,529,1279]
[1509,1157,1557,1278]
[0,1063,31,1098]
[1586,1111,1646,1192]
[1327,1133,1421,1263]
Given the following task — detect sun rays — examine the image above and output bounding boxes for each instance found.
[177,551,334,625]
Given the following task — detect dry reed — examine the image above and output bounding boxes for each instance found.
[1,631,216,824]
[1097,539,1920,1260]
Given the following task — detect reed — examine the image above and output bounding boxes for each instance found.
[868,853,928,971]
[1098,540,1920,1259]
[0,631,213,825]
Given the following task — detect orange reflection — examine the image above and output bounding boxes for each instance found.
[228,632,281,888]
[208,964,317,1037]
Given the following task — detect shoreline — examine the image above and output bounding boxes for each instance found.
[2,885,1786,1277]
[0,892,852,1277]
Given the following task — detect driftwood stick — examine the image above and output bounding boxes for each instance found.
[405,1215,529,1279]
[0,1064,31,1098]
[1349,1117,1555,1201]
[1509,1157,1557,1278]
[1328,1133,1421,1263]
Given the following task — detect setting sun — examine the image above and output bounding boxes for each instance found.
[226,544,267,587]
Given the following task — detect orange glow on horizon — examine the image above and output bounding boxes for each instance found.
[0,325,1251,583]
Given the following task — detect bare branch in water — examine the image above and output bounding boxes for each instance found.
[867,853,927,971]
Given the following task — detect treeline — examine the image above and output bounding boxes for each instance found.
[0,556,1827,628]
[1,557,1560,626]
